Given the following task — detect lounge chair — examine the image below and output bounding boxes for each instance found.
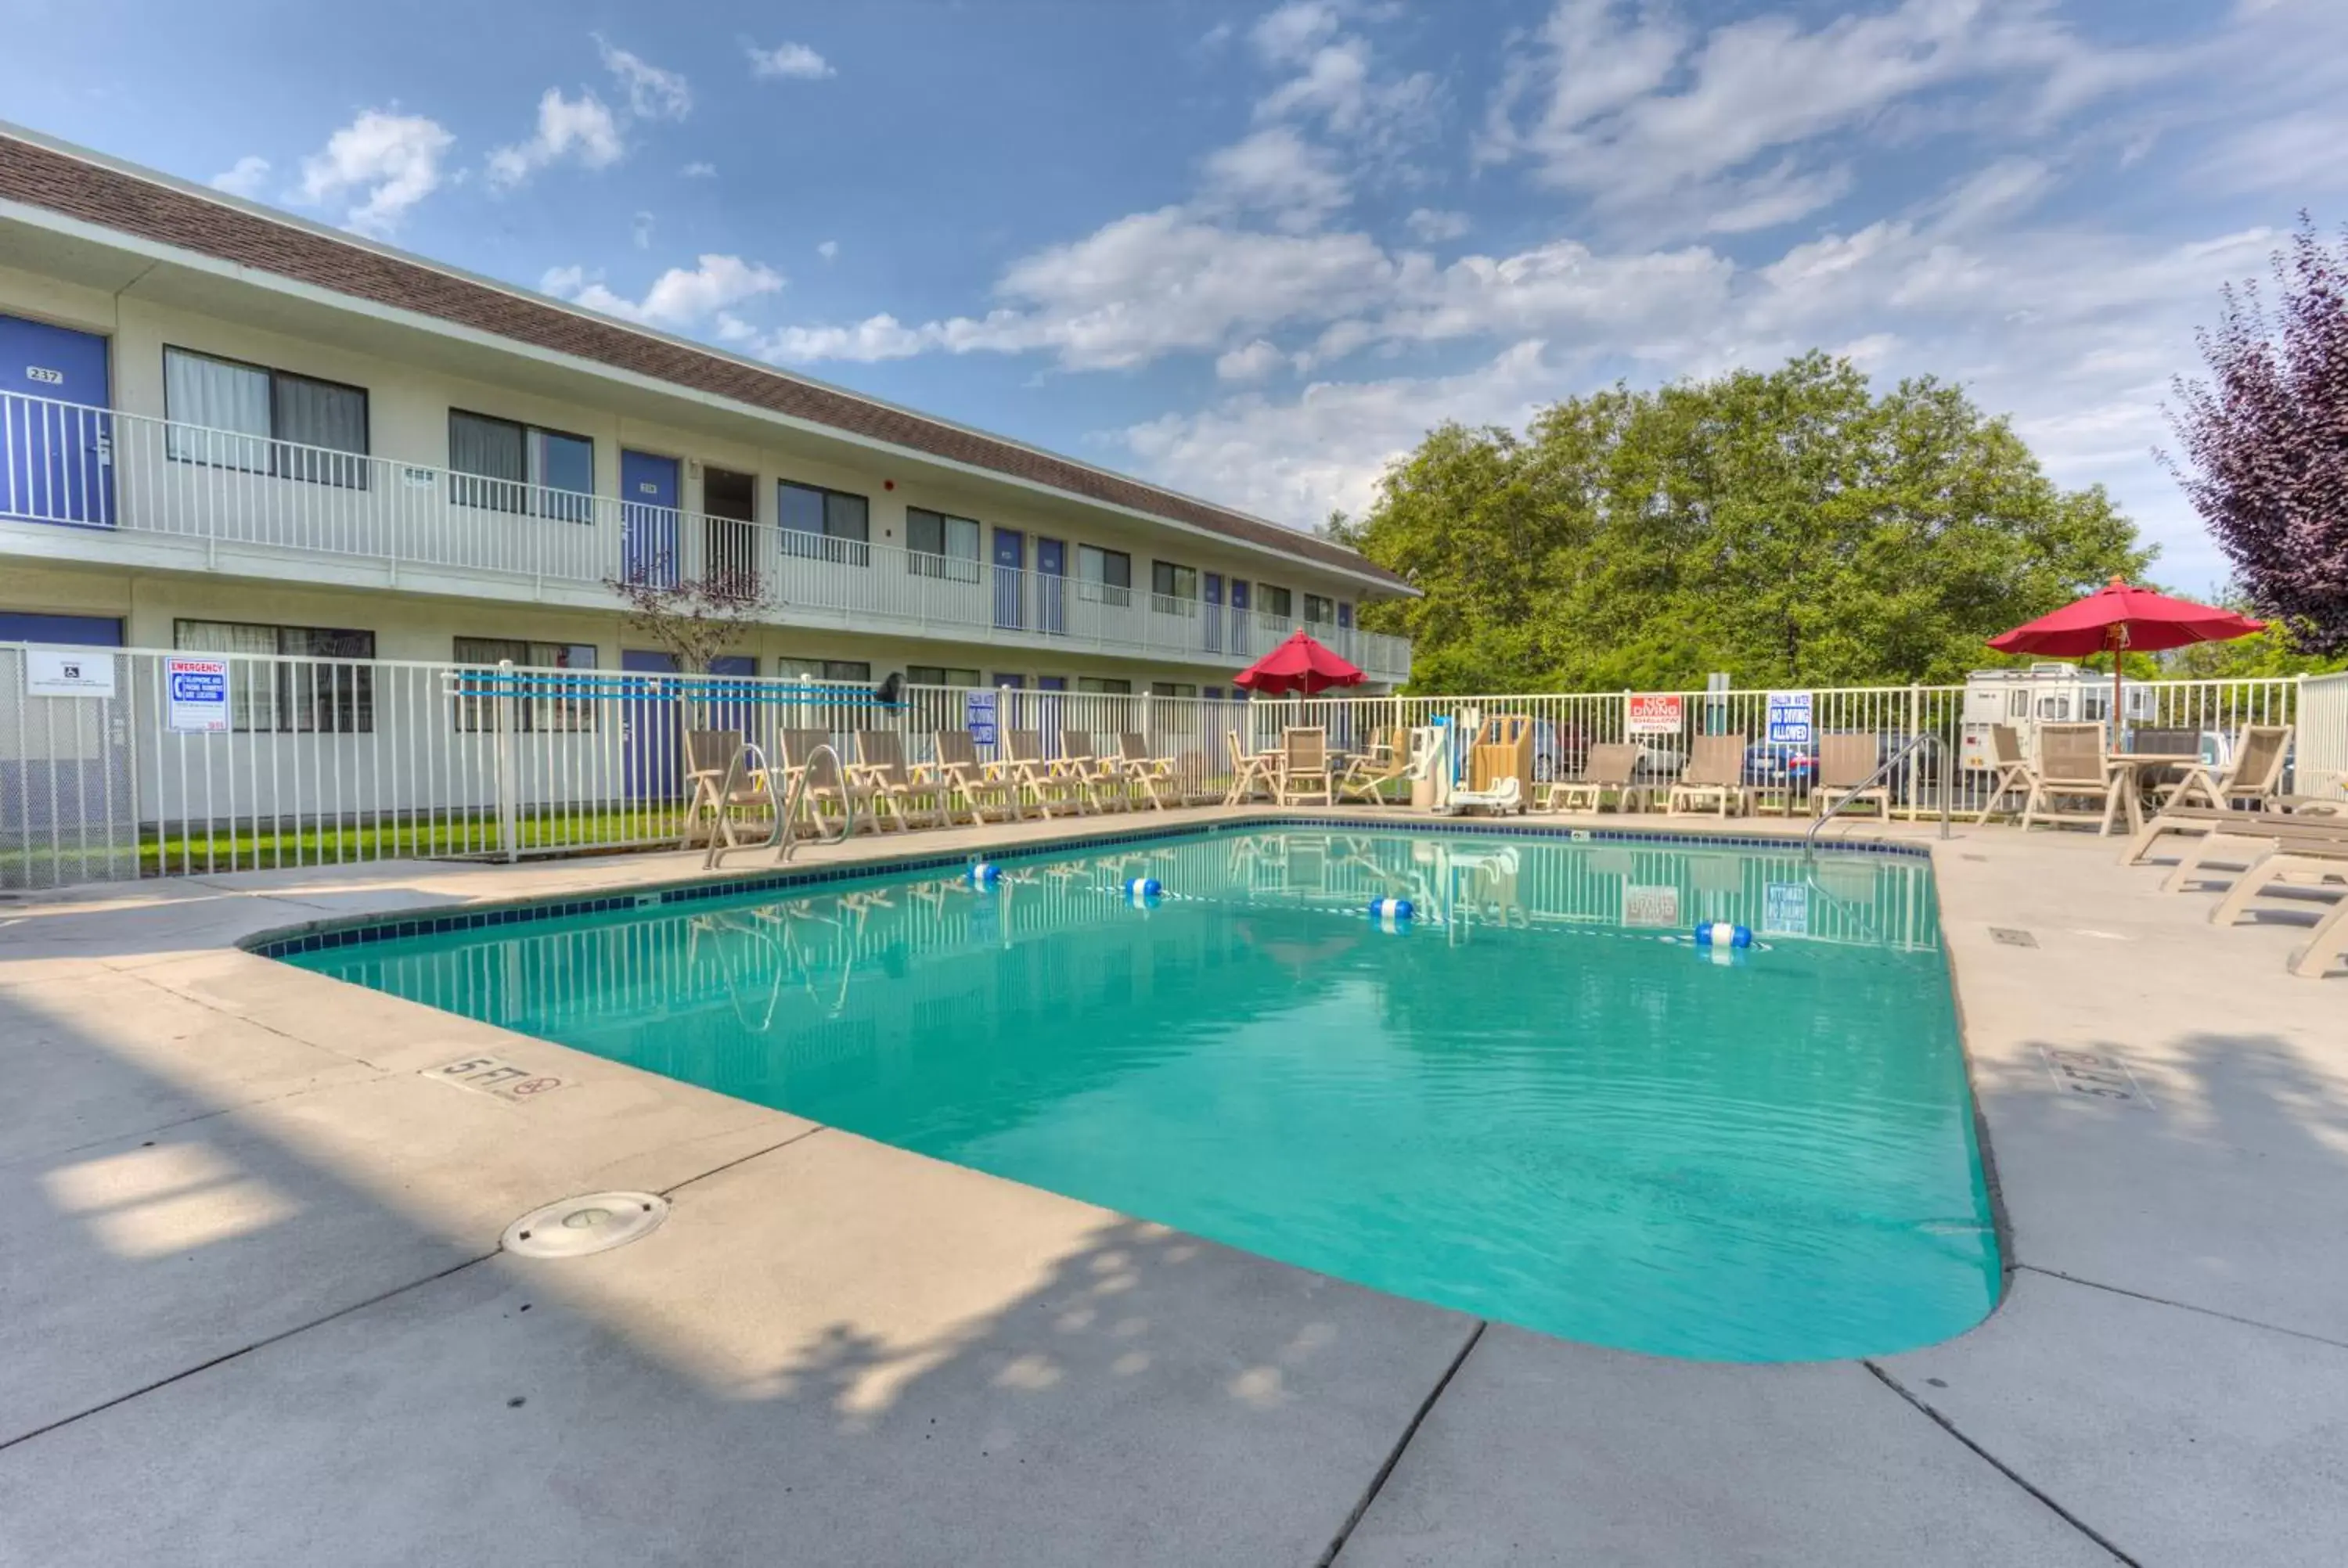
[1338,728,1409,804]
[1003,729,1082,818]
[2119,796,2345,867]
[1975,724,2031,825]
[1668,734,1752,818]
[1277,727,1333,806]
[2155,811,2348,895]
[1057,729,1125,812]
[1225,728,1277,806]
[679,728,767,850]
[852,730,942,831]
[2160,725,2291,812]
[2018,722,2124,834]
[1812,734,1892,820]
[932,730,1023,823]
[1115,732,1179,811]
[2201,830,2348,978]
[1544,742,1646,813]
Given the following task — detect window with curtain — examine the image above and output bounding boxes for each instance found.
[452,638,597,732]
[778,480,870,565]
[1077,677,1132,695]
[1077,545,1132,605]
[906,665,981,688]
[1259,584,1294,620]
[174,619,376,733]
[164,348,369,488]
[449,411,595,520]
[1151,682,1198,697]
[1151,561,1199,615]
[1303,593,1334,624]
[904,508,982,581]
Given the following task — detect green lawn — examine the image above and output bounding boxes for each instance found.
[137,806,692,876]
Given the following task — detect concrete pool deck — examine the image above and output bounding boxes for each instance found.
[2,806,2343,1565]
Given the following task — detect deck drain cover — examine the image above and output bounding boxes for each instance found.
[503,1192,668,1259]
[1990,926,2039,948]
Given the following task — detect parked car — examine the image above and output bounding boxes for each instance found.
[1528,719,1590,782]
[1742,740,1816,792]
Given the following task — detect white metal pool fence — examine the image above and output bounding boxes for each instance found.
[2,639,2335,890]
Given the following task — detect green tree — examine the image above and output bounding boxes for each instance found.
[1335,354,2154,692]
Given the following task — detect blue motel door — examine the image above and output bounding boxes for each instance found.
[1036,538,1067,635]
[992,527,1025,630]
[621,451,680,586]
[2,313,114,527]
[1204,573,1224,653]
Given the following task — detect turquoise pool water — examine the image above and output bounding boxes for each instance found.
[285,826,1997,1362]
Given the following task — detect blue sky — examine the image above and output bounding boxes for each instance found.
[4,0,2341,589]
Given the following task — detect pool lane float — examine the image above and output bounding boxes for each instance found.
[967,861,1002,886]
[1693,922,1752,949]
[1125,877,1163,908]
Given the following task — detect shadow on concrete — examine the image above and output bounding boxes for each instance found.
[0,993,1468,1568]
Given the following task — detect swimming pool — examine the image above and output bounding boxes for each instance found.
[279,824,1997,1362]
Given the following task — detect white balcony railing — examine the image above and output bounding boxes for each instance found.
[0,390,1413,682]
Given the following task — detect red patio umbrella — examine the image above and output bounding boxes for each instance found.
[1986,577,2265,740]
[1233,628,1367,696]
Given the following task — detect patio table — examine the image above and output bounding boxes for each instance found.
[2105,752,2202,836]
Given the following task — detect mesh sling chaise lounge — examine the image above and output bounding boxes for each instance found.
[932,729,1025,823]
[1668,735,1752,818]
[2019,723,2125,833]
[1278,727,1333,807]
[1544,743,1647,813]
[1812,734,1892,820]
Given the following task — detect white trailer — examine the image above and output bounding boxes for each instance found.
[1958,663,2159,770]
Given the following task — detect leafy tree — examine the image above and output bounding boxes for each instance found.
[2166,218,2348,656]
[2160,589,2348,678]
[1335,354,2151,692]
[605,562,764,674]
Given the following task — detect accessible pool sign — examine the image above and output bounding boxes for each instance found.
[166,656,230,733]
[1766,690,1813,747]
[24,648,117,699]
[1627,694,1684,734]
[965,689,998,746]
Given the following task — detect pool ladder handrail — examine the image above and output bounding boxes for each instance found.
[1802,732,1950,856]
[704,741,855,870]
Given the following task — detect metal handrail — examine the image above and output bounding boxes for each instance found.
[704,741,853,869]
[1804,732,1936,854]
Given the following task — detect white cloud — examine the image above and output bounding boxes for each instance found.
[1482,0,2155,236]
[543,254,784,329]
[487,89,625,188]
[816,239,839,261]
[631,210,655,250]
[1404,207,1470,243]
[209,156,270,199]
[1197,127,1352,232]
[1250,2,1342,66]
[1122,340,1561,527]
[747,41,835,81]
[596,35,692,120]
[1215,339,1287,382]
[679,160,718,178]
[297,110,454,236]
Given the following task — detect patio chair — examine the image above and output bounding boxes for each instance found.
[1057,729,1125,811]
[2019,723,2125,833]
[1225,728,1277,806]
[1668,734,1752,818]
[1115,732,1179,811]
[679,728,767,850]
[2160,725,2292,812]
[1812,734,1891,820]
[1280,727,1333,807]
[1974,724,2031,825]
[1337,728,1409,804]
[777,728,873,832]
[1544,743,1647,813]
[1004,729,1082,818]
[932,730,1023,823]
[852,730,942,832]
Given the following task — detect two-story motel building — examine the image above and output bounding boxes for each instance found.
[0,124,1413,705]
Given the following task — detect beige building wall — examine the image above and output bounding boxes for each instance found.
[0,261,1386,629]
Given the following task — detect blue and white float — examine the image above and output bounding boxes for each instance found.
[1693,922,1752,949]
[967,861,1001,886]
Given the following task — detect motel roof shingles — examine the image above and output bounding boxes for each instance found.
[0,128,1408,592]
